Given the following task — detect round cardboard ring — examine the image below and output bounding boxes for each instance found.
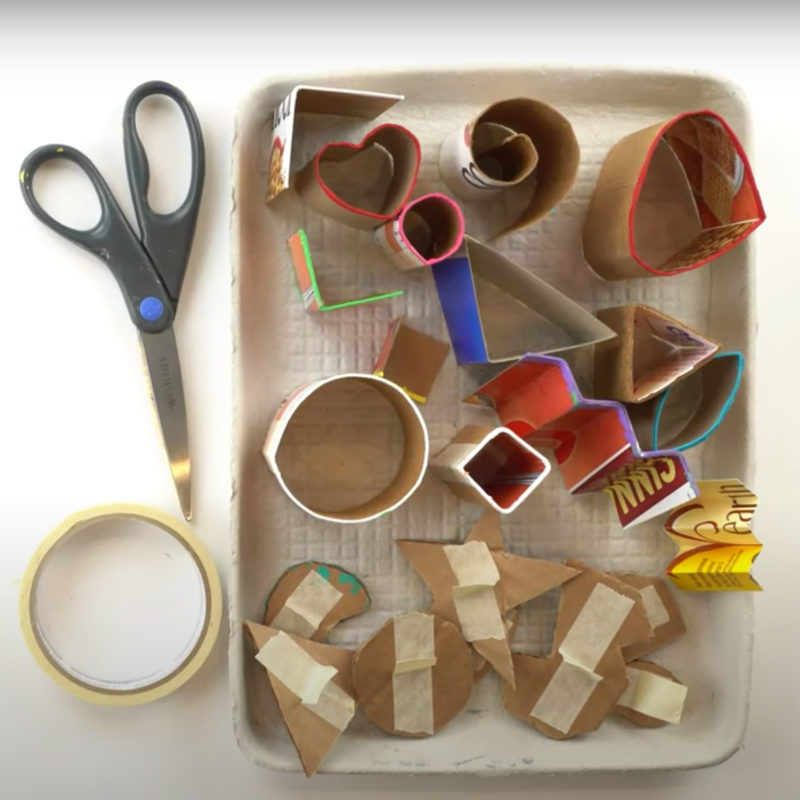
[263,374,429,524]
[19,503,222,706]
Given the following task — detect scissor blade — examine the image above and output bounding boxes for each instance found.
[138,328,192,520]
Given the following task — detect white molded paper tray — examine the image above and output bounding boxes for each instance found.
[230,66,755,774]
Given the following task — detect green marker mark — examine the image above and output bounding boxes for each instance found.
[315,564,331,580]
[337,572,363,596]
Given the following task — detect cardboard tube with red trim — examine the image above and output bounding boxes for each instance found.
[583,110,765,279]
[293,123,421,231]
[263,374,429,523]
[373,193,465,270]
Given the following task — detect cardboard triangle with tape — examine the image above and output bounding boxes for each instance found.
[245,622,357,776]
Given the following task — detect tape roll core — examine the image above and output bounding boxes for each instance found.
[19,504,222,706]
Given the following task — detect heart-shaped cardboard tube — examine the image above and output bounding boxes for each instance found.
[375,193,465,270]
[294,123,421,230]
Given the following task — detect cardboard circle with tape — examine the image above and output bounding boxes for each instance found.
[19,504,222,706]
[263,374,429,524]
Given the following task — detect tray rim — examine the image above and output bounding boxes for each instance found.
[228,63,756,775]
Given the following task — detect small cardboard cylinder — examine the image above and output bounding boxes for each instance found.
[438,98,580,235]
[294,123,421,230]
[373,193,465,270]
[263,374,429,523]
[583,110,765,279]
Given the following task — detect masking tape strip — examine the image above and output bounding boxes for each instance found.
[639,584,671,629]
[303,678,356,732]
[392,613,435,734]
[263,373,430,524]
[18,503,222,707]
[256,630,337,705]
[559,583,635,671]
[444,540,506,641]
[617,666,687,724]
[270,570,344,637]
[444,541,500,587]
[530,660,602,734]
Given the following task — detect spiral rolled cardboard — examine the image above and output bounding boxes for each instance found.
[583,110,765,279]
[438,97,580,236]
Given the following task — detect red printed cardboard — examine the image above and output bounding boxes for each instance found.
[583,110,765,279]
[464,353,698,527]
[266,85,402,202]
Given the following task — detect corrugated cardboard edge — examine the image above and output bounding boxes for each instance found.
[229,64,755,775]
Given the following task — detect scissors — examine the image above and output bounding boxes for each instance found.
[19,80,204,520]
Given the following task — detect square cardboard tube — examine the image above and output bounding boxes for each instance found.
[430,424,551,514]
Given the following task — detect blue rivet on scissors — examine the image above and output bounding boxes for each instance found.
[139,296,164,322]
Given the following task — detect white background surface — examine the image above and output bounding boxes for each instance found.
[1,5,797,798]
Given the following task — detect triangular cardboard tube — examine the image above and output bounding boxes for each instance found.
[373,193,465,270]
[592,303,721,404]
[372,317,450,404]
[287,229,403,312]
[663,479,762,591]
[582,110,765,279]
[266,85,403,202]
[438,98,580,236]
[431,236,616,365]
[463,353,698,528]
[294,123,421,230]
[243,622,357,776]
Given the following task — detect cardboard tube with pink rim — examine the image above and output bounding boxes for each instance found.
[373,193,465,271]
[263,374,429,523]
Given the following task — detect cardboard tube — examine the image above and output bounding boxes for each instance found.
[583,110,765,279]
[263,374,429,524]
[438,98,579,235]
[18,504,222,706]
[430,424,551,514]
[294,123,421,230]
[374,193,465,270]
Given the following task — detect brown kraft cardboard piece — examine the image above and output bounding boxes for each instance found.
[614,660,687,727]
[264,561,371,641]
[503,561,653,739]
[396,513,580,687]
[373,317,450,404]
[351,611,474,737]
[614,573,686,661]
[244,622,357,776]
